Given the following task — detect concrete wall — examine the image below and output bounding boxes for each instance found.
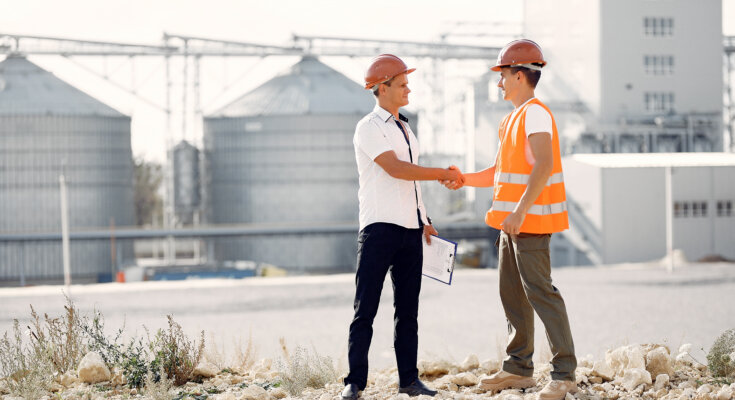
[599,0,722,122]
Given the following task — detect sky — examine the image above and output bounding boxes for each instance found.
[1,0,733,162]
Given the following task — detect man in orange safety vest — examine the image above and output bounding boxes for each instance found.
[443,39,577,400]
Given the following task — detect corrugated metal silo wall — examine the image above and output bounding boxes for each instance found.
[0,115,135,284]
[204,113,361,271]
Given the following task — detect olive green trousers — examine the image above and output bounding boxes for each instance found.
[497,231,576,382]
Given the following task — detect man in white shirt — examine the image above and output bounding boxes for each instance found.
[341,54,463,400]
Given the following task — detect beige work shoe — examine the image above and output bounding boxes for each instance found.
[537,380,578,400]
[479,370,535,392]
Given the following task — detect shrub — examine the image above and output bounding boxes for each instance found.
[277,339,337,396]
[707,328,735,378]
[0,320,54,399]
[149,315,205,386]
[144,364,173,400]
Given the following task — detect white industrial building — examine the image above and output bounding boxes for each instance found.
[523,0,723,153]
[563,153,735,264]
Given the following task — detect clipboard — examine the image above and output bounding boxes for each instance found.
[422,235,457,285]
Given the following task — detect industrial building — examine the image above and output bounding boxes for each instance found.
[203,56,389,272]
[563,153,735,264]
[523,0,723,153]
[0,56,135,284]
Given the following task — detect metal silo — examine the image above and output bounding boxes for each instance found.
[204,56,376,272]
[0,55,135,284]
[173,140,201,225]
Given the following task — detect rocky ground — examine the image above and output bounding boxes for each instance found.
[1,343,733,400]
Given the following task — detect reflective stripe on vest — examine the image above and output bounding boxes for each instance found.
[496,171,564,186]
[491,200,568,215]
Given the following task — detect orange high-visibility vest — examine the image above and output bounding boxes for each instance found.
[485,98,569,234]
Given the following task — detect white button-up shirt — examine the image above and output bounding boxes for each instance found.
[353,105,429,231]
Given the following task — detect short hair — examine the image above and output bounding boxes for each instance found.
[507,66,542,88]
[372,77,395,97]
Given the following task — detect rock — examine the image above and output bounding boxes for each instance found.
[447,382,459,392]
[480,359,501,374]
[460,354,479,371]
[698,384,714,394]
[58,371,79,387]
[110,367,126,386]
[592,360,615,381]
[451,372,478,386]
[606,345,645,375]
[193,360,220,378]
[217,394,237,400]
[619,368,651,391]
[418,359,451,376]
[654,373,669,390]
[578,354,594,369]
[716,384,734,400]
[270,388,288,399]
[239,384,269,400]
[646,346,674,377]
[77,352,111,384]
[229,374,246,384]
[589,376,603,384]
[130,388,137,395]
[318,394,331,400]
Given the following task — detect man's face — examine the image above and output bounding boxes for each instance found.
[382,73,410,107]
[497,68,520,101]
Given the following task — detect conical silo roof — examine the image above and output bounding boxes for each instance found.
[0,55,125,117]
[211,56,374,117]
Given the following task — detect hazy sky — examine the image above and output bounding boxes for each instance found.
[1,0,733,161]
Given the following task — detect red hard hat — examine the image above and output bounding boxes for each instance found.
[364,54,416,90]
[491,39,546,71]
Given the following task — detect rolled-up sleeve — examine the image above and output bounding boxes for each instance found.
[355,120,393,161]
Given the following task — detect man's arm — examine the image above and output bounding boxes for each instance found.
[374,150,463,182]
[500,132,553,235]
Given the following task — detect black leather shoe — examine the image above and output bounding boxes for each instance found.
[398,379,438,397]
[341,383,360,400]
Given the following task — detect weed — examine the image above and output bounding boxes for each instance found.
[0,320,54,399]
[149,315,205,386]
[234,331,257,372]
[707,328,735,378]
[27,294,86,374]
[203,332,227,371]
[276,338,337,396]
[145,364,174,400]
[79,308,151,388]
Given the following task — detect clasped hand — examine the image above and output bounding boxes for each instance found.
[438,165,465,190]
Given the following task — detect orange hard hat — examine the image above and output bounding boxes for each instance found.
[364,54,416,90]
[491,39,546,71]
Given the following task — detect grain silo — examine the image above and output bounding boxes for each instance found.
[204,56,378,272]
[0,55,135,285]
[173,140,201,225]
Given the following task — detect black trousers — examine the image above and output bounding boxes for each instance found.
[344,222,423,390]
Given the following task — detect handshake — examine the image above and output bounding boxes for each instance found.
[439,165,465,190]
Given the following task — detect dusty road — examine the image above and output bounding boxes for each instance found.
[1,262,734,373]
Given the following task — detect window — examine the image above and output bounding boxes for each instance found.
[692,201,708,217]
[644,17,674,37]
[674,201,688,217]
[644,55,674,75]
[645,92,675,113]
[717,200,733,217]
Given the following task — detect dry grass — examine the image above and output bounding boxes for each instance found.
[144,364,174,400]
[0,320,54,399]
[234,330,258,372]
[276,338,338,396]
[28,294,86,374]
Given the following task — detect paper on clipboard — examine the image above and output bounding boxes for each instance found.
[422,235,457,285]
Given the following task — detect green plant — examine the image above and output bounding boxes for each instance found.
[707,329,735,378]
[276,339,337,396]
[0,320,54,399]
[149,315,205,386]
[79,308,150,388]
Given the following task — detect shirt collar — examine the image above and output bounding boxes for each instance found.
[373,105,410,123]
[373,105,394,122]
